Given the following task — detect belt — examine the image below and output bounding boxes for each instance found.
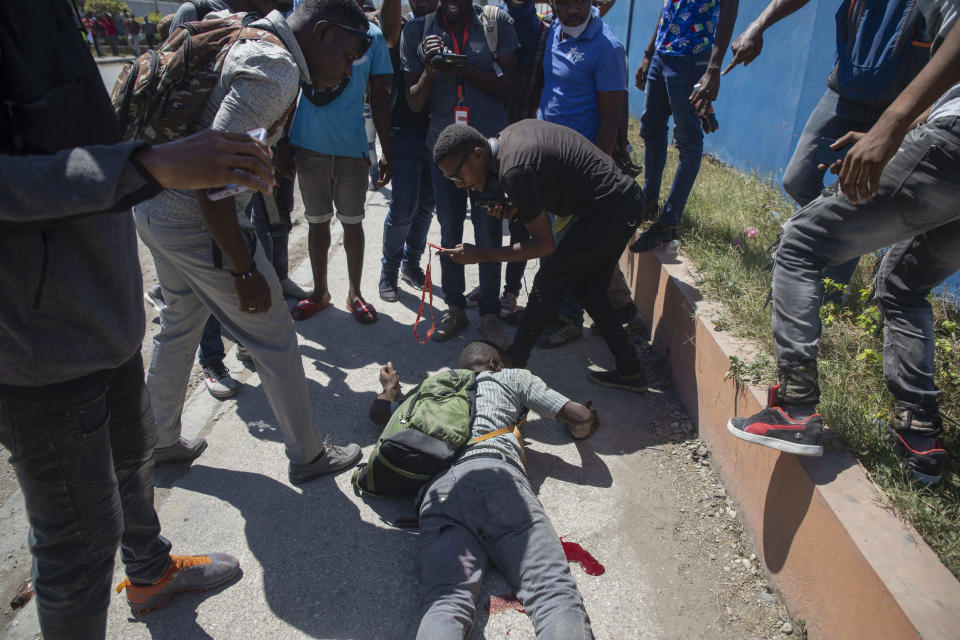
[451,451,525,476]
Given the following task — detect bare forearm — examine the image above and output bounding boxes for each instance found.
[878,24,960,133]
[407,71,435,112]
[474,236,554,262]
[459,65,517,100]
[197,194,254,273]
[709,0,739,70]
[369,81,392,163]
[752,0,810,32]
[378,0,402,47]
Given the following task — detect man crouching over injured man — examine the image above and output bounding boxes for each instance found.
[370,340,597,639]
[433,120,647,393]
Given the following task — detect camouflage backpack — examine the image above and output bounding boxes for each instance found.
[110,12,294,144]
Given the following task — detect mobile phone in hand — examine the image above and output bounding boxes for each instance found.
[206,127,268,201]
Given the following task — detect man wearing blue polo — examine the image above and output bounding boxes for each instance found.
[535,0,632,349]
[290,17,394,324]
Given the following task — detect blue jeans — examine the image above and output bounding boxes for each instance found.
[430,161,502,315]
[250,180,294,281]
[417,457,593,639]
[381,130,434,275]
[0,354,172,639]
[640,51,709,226]
[772,118,960,407]
[782,88,888,290]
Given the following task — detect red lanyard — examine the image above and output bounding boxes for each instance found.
[441,13,470,103]
[414,244,444,344]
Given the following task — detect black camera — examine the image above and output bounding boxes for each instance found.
[429,49,467,69]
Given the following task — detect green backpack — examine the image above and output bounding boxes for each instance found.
[352,369,525,498]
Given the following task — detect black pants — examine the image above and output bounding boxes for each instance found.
[508,203,643,375]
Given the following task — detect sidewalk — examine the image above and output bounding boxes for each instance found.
[1,184,793,639]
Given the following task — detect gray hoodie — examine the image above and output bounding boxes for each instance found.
[0,143,161,389]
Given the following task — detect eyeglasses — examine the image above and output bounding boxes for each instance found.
[327,20,373,56]
[443,153,471,182]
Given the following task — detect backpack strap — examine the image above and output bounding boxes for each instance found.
[466,414,528,466]
[480,5,503,78]
[480,5,499,59]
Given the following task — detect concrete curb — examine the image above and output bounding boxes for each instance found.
[620,249,960,640]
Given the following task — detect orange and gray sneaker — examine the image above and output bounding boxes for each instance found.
[116,553,240,615]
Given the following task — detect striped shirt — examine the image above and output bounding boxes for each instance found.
[456,368,570,471]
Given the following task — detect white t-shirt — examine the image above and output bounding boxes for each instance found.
[919,0,960,121]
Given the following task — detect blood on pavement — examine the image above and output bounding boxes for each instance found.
[561,540,605,576]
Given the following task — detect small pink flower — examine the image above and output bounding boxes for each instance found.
[745,227,758,238]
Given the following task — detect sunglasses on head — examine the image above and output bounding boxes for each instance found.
[443,152,471,182]
[327,20,373,56]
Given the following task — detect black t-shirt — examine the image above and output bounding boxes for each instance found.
[498,119,643,223]
[389,18,430,135]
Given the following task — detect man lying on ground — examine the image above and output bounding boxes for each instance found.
[434,120,648,392]
[728,0,960,486]
[370,341,598,639]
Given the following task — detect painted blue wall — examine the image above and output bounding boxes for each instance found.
[600,0,960,296]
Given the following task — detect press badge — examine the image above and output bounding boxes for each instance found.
[454,105,469,125]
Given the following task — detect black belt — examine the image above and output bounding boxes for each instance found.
[451,451,525,476]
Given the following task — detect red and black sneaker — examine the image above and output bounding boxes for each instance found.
[726,385,824,456]
[885,406,947,486]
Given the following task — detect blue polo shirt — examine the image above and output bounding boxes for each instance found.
[289,23,393,157]
[537,9,626,143]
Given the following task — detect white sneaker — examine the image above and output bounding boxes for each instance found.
[202,363,240,399]
[479,314,507,349]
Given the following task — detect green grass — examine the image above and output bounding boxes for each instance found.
[627,121,960,579]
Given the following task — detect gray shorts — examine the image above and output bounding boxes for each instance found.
[296,148,368,225]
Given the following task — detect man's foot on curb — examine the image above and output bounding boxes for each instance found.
[400,265,427,291]
[379,271,399,302]
[280,278,309,300]
[433,307,468,342]
[153,438,208,464]
[630,221,678,253]
[885,405,946,485]
[479,313,507,349]
[202,362,240,399]
[727,385,824,456]
[289,442,362,485]
[116,553,240,615]
[587,370,648,393]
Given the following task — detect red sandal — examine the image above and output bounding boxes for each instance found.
[347,299,377,324]
[291,299,329,321]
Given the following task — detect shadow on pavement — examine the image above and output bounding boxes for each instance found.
[154,465,422,639]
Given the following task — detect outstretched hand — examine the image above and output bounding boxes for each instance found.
[722,23,764,75]
[440,243,482,264]
[135,129,277,193]
[822,127,902,203]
